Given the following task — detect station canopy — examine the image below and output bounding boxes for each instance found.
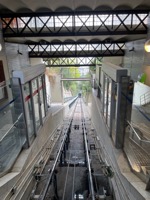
[0,0,150,65]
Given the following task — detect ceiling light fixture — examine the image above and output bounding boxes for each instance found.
[144,39,150,52]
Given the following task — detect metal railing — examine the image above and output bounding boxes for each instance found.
[39,100,77,200]
[127,121,150,143]
[64,96,75,103]
[140,91,150,106]
[0,78,27,177]
[124,121,150,189]
[81,103,95,200]
[126,121,150,154]
[0,113,26,176]
[0,113,23,142]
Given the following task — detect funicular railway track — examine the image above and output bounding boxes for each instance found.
[30,98,113,200]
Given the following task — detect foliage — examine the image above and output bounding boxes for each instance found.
[63,67,91,98]
[62,67,81,95]
[78,81,91,97]
[62,67,80,78]
[48,66,91,98]
[90,66,96,73]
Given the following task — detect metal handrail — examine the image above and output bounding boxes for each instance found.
[39,129,68,200]
[39,101,78,200]
[127,121,150,143]
[83,123,95,200]
[140,94,150,101]
[131,121,150,138]
[81,102,95,200]
[140,91,150,105]
[64,96,74,102]
[140,91,150,97]
[0,113,23,142]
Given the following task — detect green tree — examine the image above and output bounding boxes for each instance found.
[48,65,92,98]
[62,67,81,79]
[62,67,81,95]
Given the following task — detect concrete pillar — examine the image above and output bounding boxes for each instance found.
[109,80,115,137]
[102,73,105,115]
[115,77,129,148]
[105,77,109,125]
[61,80,64,104]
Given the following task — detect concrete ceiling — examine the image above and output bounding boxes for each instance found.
[0,0,150,13]
[1,0,150,44]
[4,35,147,44]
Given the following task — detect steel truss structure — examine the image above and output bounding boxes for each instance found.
[28,41,125,57]
[1,10,149,37]
[44,57,102,67]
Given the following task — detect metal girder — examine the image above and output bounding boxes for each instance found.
[28,42,125,58]
[44,57,102,67]
[61,78,91,81]
[1,10,148,37]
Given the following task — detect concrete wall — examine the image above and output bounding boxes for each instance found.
[30,58,43,65]
[123,39,150,86]
[50,75,62,103]
[5,43,30,76]
[91,91,150,200]
[103,56,123,66]
[0,28,10,82]
[131,82,150,132]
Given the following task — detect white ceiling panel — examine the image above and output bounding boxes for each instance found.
[0,0,150,12]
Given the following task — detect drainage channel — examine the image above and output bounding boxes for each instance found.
[30,98,114,200]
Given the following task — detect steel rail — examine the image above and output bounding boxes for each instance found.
[62,142,73,200]
[81,102,95,200]
[39,100,78,200]
[71,150,77,200]
[39,130,68,200]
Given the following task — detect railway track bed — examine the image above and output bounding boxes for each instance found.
[30,99,113,200]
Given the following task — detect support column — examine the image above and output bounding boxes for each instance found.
[60,68,64,104]
[115,82,121,148]
[115,77,129,148]
[102,73,105,116]
[109,80,115,137]
[105,77,109,124]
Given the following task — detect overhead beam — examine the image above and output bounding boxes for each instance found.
[1,10,148,37]
[44,57,102,67]
[61,78,91,81]
[46,64,94,67]
[28,41,125,58]
[0,10,149,17]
